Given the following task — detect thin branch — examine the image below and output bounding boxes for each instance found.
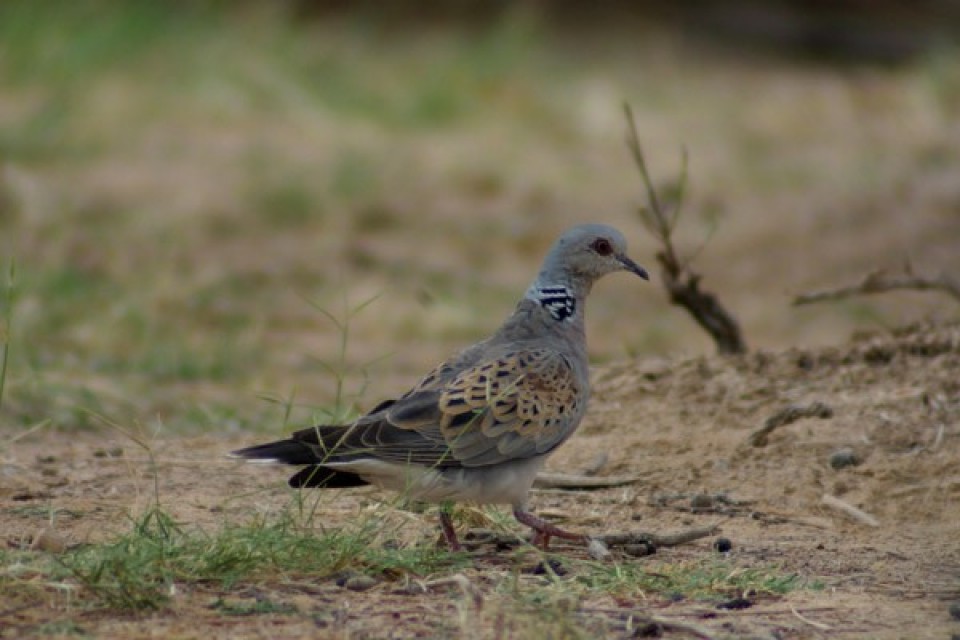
[624,107,670,241]
[579,608,719,639]
[793,266,960,306]
[790,604,833,631]
[623,104,747,355]
[464,523,719,550]
[748,401,834,447]
[533,472,639,490]
[821,494,880,527]
[594,524,720,547]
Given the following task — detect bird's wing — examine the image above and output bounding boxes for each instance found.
[294,348,584,469]
[436,347,584,466]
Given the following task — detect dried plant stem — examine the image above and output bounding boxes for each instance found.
[623,104,747,355]
[793,265,960,306]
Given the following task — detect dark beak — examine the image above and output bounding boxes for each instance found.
[617,255,649,280]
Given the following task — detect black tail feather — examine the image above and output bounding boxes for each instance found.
[230,438,318,465]
[288,466,368,489]
[232,431,370,490]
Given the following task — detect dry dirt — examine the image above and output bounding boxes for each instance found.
[3,320,959,639]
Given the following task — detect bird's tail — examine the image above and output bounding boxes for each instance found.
[228,438,317,465]
[229,428,369,489]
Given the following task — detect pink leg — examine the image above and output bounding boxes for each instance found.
[513,508,586,549]
[439,510,463,551]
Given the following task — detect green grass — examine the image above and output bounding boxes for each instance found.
[2,501,812,616]
[572,556,807,599]
[52,503,465,611]
[211,596,298,616]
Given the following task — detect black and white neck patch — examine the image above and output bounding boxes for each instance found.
[534,286,576,322]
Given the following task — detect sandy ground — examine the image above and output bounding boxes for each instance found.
[2,320,958,639]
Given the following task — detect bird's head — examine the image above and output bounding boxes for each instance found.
[541,223,649,285]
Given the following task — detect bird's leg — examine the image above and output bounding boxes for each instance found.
[513,507,586,549]
[439,504,463,551]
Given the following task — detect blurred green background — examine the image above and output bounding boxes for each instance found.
[1,0,958,434]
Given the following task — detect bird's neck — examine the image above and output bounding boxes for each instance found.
[524,275,590,324]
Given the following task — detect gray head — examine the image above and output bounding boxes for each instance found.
[532,224,648,292]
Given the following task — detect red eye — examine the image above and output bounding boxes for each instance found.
[591,238,613,256]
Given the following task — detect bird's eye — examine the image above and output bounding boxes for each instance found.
[591,238,613,256]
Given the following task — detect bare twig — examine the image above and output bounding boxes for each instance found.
[464,524,719,550]
[635,616,719,640]
[790,604,833,631]
[623,104,747,355]
[533,472,639,490]
[595,524,720,547]
[582,608,719,639]
[793,265,960,306]
[748,401,834,447]
[821,494,880,527]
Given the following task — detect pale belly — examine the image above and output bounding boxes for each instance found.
[325,456,547,507]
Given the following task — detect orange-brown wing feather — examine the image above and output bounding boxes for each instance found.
[436,349,583,466]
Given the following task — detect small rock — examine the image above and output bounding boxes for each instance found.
[624,541,657,557]
[829,448,861,470]
[92,447,124,459]
[393,582,426,596]
[717,597,753,610]
[690,494,714,510]
[633,621,663,637]
[30,528,68,554]
[949,601,960,621]
[713,537,733,553]
[333,571,358,587]
[526,558,567,576]
[343,575,378,592]
[587,538,611,561]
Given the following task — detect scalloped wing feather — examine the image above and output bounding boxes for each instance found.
[291,348,583,469]
[437,349,583,466]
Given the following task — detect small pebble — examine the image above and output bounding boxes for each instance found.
[587,538,611,561]
[393,582,426,596]
[93,447,124,459]
[829,448,860,470]
[526,558,567,576]
[333,571,358,587]
[624,541,656,557]
[949,601,960,621]
[343,575,378,592]
[633,621,663,637]
[716,597,753,610]
[713,537,733,553]
[30,528,68,554]
[690,494,714,510]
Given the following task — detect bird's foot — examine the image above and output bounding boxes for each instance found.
[513,507,586,550]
